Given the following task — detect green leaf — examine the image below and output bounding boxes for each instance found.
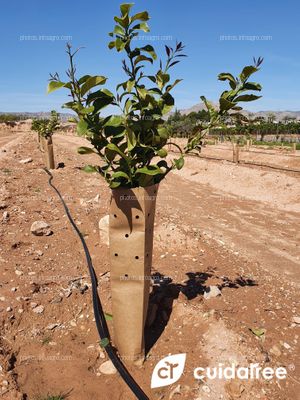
[108,41,116,49]
[110,181,122,188]
[120,3,134,16]
[114,25,125,35]
[78,75,91,85]
[112,171,130,180]
[136,166,163,175]
[126,128,137,151]
[243,82,262,91]
[157,148,168,158]
[132,22,150,32]
[81,76,107,96]
[115,37,126,51]
[107,143,128,160]
[218,73,237,89]
[88,89,115,111]
[166,79,182,92]
[114,15,130,28]
[100,337,110,348]
[80,106,95,114]
[162,104,174,115]
[134,55,153,66]
[131,11,149,22]
[156,71,170,89]
[82,165,98,173]
[125,99,132,113]
[162,91,174,106]
[126,80,135,92]
[47,81,65,94]
[173,156,184,170]
[140,45,157,60]
[105,115,123,127]
[200,95,218,117]
[77,146,95,155]
[157,127,169,139]
[219,97,237,112]
[235,94,262,102]
[249,327,266,337]
[77,120,88,135]
[240,66,258,82]
[104,312,113,321]
[137,87,147,99]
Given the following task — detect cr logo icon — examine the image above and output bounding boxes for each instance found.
[151,354,186,388]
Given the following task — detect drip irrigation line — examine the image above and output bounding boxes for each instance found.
[43,167,149,400]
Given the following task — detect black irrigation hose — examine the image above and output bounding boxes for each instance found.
[43,168,149,400]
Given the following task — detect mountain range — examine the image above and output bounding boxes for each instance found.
[178,103,300,122]
[1,107,300,122]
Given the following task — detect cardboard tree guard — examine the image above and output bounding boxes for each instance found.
[43,136,55,169]
[109,184,158,364]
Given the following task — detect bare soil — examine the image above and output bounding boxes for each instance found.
[0,130,299,400]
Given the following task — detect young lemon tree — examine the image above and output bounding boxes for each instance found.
[47,3,263,365]
[31,110,60,139]
[184,56,263,153]
[31,111,60,169]
[48,3,262,187]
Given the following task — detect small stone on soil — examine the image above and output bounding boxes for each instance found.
[2,211,9,222]
[30,220,52,236]
[32,305,44,314]
[270,345,281,357]
[19,158,33,164]
[46,323,59,330]
[169,384,181,399]
[292,316,300,324]
[98,360,117,375]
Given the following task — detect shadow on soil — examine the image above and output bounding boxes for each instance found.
[145,270,257,354]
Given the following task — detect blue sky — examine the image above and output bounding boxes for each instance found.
[0,0,299,113]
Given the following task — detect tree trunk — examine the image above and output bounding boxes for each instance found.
[109,185,158,365]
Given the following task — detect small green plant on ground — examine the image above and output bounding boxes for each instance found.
[41,336,52,345]
[48,3,262,189]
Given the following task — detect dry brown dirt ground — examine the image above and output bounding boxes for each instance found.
[0,130,299,400]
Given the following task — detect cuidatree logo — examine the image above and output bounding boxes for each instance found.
[151,354,186,389]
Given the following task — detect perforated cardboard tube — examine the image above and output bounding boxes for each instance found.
[109,184,158,364]
[44,136,55,169]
